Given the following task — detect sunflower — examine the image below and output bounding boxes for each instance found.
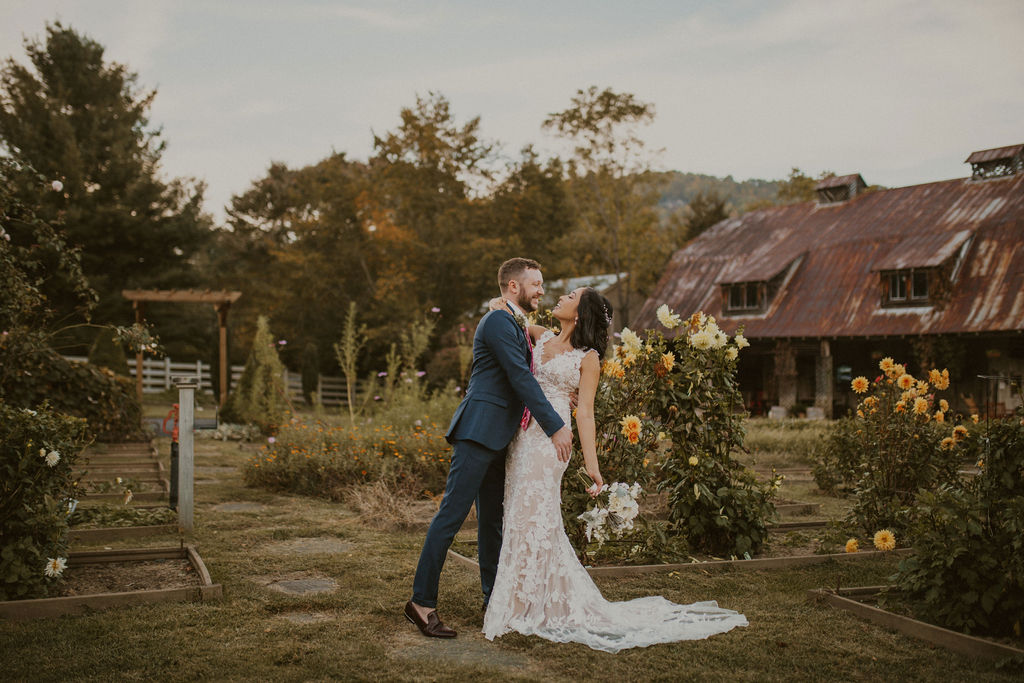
[851,376,869,394]
[873,529,896,551]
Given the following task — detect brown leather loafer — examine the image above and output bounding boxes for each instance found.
[404,600,457,638]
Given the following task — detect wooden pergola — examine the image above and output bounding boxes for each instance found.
[121,289,242,406]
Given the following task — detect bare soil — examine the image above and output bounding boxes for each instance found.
[58,560,199,596]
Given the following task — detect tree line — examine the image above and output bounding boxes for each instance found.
[0,22,827,387]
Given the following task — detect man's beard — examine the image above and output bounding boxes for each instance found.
[515,289,537,312]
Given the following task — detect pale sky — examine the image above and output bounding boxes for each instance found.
[1,0,1022,222]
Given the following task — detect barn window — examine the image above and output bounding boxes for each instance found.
[884,269,930,305]
[726,282,763,312]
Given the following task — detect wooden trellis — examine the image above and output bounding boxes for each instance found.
[121,289,242,406]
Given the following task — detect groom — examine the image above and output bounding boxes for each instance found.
[405,257,573,638]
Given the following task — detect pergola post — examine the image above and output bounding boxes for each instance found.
[216,302,231,407]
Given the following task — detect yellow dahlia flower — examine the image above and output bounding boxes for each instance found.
[913,397,929,415]
[851,376,869,394]
[845,538,859,553]
[934,410,945,423]
[873,529,896,551]
[879,357,894,373]
[953,425,968,440]
[940,436,955,450]
[939,399,949,412]
[897,374,915,390]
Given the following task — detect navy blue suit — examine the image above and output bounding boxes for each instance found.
[412,307,564,609]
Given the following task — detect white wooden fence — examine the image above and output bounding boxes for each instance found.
[63,356,350,406]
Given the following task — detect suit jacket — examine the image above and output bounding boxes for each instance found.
[446,308,564,450]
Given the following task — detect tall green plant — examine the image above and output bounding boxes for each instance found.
[562,307,778,560]
[221,316,287,433]
[334,302,367,427]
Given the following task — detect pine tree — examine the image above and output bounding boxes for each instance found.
[221,316,287,432]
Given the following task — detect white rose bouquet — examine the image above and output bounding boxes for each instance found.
[576,469,642,547]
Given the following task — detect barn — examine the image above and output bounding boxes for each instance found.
[632,144,1024,418]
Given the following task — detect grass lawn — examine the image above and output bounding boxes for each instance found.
[1,431,1017,681]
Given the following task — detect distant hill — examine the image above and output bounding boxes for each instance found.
[655,171,780,213]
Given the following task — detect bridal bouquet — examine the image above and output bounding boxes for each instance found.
[576,471,642,546]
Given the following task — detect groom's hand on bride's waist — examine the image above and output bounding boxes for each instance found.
[551,426,572,462]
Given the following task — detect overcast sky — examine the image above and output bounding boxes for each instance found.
[1,0,1022,221]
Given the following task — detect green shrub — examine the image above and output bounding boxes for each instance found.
[88,326,130,376]
[814,360,963,536]
[221,315,288,432]
[0,400,89,600]
[2,337,143,442]
[892,412,1024,638]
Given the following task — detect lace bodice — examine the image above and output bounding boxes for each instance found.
[482,330,747,652]
[533,330,588,417]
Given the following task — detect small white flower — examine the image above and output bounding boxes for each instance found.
[689,329,713,350]
[23,409,37,416]
[115,476,122,484]
[734,333,750,350]
[51,180,63,192]
[725,347,738,361]
[39,448,46,457]
[123,489,133,505]
[656,304,681,329]
[620,328,643,356]
[44,557,67,578]
[689,455,699,466]
[66,499,78,516]
[45,450,60,467]
[712,330,728,348]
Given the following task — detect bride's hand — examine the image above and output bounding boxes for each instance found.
[488,296,507,312]
[586,471,604,497]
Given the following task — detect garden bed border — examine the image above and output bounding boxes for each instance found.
[0,544,221,621]
[807,586,1024,661]
[447,547,911,577]
[69,524,180,544]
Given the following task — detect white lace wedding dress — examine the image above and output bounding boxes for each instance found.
[482,331,748,653]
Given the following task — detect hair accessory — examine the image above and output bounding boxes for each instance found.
[603,305,612,327]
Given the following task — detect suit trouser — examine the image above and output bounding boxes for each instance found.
[411,438,506,609]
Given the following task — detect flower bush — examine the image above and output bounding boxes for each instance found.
[0,401,89,600]
[561,308,778,560]
[243,385,462,499]
[814,359,963,535]
[892,407,1024,638]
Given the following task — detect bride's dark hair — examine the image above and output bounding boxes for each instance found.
[571,288,613,357]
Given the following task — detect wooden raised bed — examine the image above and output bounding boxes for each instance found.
[0,545,221,621]
[808,586,1024,661]
[447,547,912,577]
[69,524,179,544]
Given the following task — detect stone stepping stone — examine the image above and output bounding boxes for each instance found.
[276,611,335,624]
[268,577,337,596]
[265,537,353,555]
[213,502,265,512]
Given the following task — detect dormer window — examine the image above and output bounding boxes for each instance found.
[727,282,764,312]
[966,144,1024,180]
[883,268,930,306]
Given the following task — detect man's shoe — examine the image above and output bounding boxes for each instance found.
[404,600,457,638]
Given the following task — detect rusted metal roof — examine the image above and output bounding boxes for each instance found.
[815,173,865,190]
[633,171,1024,338]
[965,144,1024,164]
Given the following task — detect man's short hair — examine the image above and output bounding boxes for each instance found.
[498,258,541,293]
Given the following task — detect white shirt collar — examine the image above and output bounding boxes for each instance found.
[505,299,526,318]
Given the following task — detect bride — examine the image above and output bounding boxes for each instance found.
[482,287,747,653]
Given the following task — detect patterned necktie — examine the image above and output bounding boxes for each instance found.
[520,323,534,430]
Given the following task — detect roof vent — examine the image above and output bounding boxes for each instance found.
[814,173,866,204]
[966,144,1024,180]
